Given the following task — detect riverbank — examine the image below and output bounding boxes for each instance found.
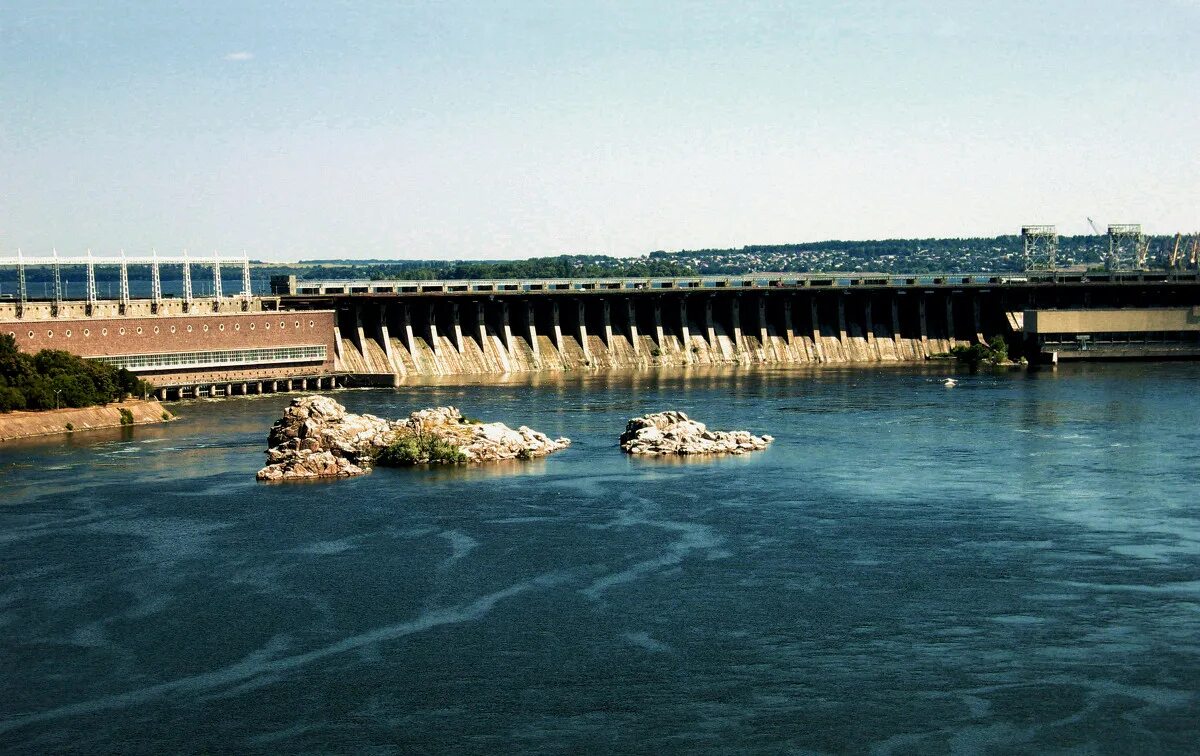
[0,399,173,442]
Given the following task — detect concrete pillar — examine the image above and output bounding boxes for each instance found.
[679,300,692,364]
[653,302,665,351]
[602,300,613,347]
[476,302,488,353]
[226,383,233,397]
[577,301,591,359]
[757,298,769,349]
[380,312,403,375]
[451,303,464,353]
[500,303,514,353]
[551,301,564,355]
[919,296,929,354]
[241,382,247,395]
[354,308,373,370]
[402,305,421,371]
[527,301,540,358]
[332,324,346,363]
[837,297,848,343]
[427,303,442,355]
[286,379,293,392]
[811,298,825,363]
[946,297,956,348]
[731,299,744,350]
[705,298,717,348]
[256,381,263,394]
[271,381,278,392]
[782,299,794,344]
[973,296,984,343]
[300,378,307,391]
[626,300,640,354]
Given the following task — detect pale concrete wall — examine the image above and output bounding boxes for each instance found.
[1025,308,1200,334]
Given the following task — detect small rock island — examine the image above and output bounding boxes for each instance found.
[257,396,570,481]
[620,411,773,456]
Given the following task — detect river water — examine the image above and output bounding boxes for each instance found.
[1,365,1198,753]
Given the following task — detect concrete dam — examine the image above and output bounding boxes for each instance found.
[276,271,1200,381]
[6,254,1200,399]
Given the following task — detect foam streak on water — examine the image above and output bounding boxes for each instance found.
[1,364,1198,752]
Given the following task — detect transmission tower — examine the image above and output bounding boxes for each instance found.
[1021,225,1058,271]
[1107,224,1143,271]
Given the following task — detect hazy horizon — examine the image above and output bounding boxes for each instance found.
[3,1,1198,260]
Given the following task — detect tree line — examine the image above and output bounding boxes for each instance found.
[0,334,149,413]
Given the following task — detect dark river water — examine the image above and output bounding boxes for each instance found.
[2,365,1198,753]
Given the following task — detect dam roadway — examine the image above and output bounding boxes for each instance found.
[274,270,1200,379]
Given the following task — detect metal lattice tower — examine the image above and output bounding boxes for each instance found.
[119,249,130,309]
[182,249,193,309]
[150,249,163,306]
[85,249,97,309]
[1107,224,1143,271]
[16,249,27,318]
[212,251,223,300]
[51,248,62,313]
[241,251,252,300]
[1021,225,1058,271]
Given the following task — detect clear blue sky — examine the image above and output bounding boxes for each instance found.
[2,1,1198,260]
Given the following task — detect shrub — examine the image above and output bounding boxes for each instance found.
[950,336,1010,370]
[65,422,74,431]
[118,408,135,425]
[375,431,466,466]
[161,411,171,421]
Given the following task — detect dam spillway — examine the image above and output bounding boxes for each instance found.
[275,271,1200,379]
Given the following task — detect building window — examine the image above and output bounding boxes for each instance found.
[65,330,72,337]
[83,329,90,337]
[309,320,315,328]
[102,328,108,336]
[47,330,53,338]
[153,326,160,334]
[93,344,328,373]
[136,327,143,335]
[250,323,255,330]
[187,325,193,333]
[234,323,241,331]
[28,330,34,338]
[119,328,126,336]
[203,324,210,332]
[219,324,225,331]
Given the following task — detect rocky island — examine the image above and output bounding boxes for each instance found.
[620,411,773,456]
[257,395,570,481]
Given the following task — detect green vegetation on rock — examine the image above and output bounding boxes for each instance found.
[951,335,1010,369]
[0,334,150,413]
[374,431,467,466]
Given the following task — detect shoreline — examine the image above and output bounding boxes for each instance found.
[0,399,173,442]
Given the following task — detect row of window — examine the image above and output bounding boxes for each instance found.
[12,318,319,341]
[94,345,327,372]
[1040,331,1200,346]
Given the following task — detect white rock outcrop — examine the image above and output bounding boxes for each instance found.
[256,396,570,481]
[619,410,773,456]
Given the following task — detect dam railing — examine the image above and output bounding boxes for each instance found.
[281,270,1200,296]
